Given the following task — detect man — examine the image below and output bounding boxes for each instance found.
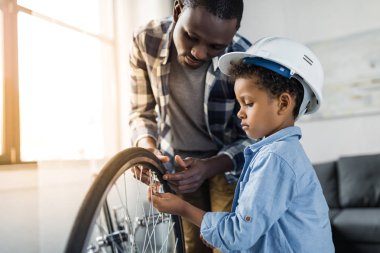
[129,0,252,252]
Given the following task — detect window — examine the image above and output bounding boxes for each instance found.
[0,10,3,156]
[1,0,118,164]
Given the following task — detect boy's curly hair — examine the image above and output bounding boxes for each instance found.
[230,62,304,119]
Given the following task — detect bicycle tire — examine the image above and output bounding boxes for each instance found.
[65,147,185,253]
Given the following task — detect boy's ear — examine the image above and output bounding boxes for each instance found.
[173,0,184,22]
[277,93,292,115]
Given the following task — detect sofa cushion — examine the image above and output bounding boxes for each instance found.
[332,208,380,243]
[313,161,339,208]
[329,208,341,220]
[334,242,380,253]
[338,154,380,207]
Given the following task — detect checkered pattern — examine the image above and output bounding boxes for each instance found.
[129,17,253,182]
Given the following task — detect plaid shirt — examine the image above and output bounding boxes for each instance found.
[129,17,253,182]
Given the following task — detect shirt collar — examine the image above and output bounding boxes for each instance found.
[211,57,219,72]
[245,126,302,154]
[160,18,175,65]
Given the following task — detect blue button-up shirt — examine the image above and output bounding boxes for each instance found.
[201,126,334,253]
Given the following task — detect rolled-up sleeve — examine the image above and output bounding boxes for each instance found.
[201,211,257,252]
[128,32,158,146]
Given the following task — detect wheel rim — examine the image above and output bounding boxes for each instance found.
[65,148,184,253]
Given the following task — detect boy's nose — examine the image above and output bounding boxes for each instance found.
[237,110,246,119]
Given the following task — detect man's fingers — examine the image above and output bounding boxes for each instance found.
[132,166,152,184]
[133,174,150,185]
[175,155,190,169]
[167,181,198,194]
[132,166,149,175]
[148,148,170,163]
[157,154,170,163]
[167,175,197,186]
[167,182,179,193]
[177,185,197,193]
[163,166,198,181]
[163,172,185,181]
[165,179,180,186]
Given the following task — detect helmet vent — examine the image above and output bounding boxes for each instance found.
[303,55,313,66]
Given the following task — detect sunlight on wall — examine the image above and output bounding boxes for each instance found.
[14,0,172,161]
[18,13,104,160]
[17,1,115,161]
[17,0,102,34]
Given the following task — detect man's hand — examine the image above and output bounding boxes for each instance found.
[163,154,234,194]
[163,155,210,193]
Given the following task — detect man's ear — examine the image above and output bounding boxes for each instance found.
[277,93,292,115]
[173,0,184,22]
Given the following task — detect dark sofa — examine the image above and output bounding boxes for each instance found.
[313,153,380,253]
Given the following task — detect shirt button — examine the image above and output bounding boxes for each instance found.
[245,216,251,222]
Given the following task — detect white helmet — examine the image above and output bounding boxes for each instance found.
[219,36,324,117]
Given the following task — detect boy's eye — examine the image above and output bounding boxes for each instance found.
[244,102,253,107]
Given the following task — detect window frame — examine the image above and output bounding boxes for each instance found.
[1,0,20,164]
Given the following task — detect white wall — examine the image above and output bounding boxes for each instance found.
[0,167,39,253]
[115,0,172,149]
[240,0,380,43]
[239,0,380,163]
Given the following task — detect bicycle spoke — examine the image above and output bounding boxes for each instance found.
[65,147,184,253]
[158,222,176,253]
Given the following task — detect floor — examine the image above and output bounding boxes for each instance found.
[0,160,103,253]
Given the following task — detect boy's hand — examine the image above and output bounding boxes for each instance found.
[148,188,185,216]
[148,186,207,227]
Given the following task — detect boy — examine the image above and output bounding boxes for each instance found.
[150,37,335,252]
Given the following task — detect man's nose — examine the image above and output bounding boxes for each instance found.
[191,44,208,61]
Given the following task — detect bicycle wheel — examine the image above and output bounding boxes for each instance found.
[65,147,185,253]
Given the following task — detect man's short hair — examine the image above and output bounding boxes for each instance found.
[180,0,243,29]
